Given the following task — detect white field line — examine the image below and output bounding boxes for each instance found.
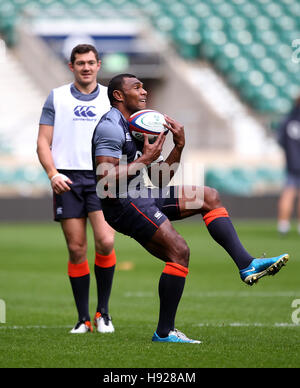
[124,291,300,298]
[1,292,299,330]
[193,322,300,328]
[0,323,299,330]
[0,325,72,330]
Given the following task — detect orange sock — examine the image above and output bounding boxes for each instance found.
[162,262,189,278]
[95,249,117,268]
[203,207,229,226]
[203,206,253,270]
[68,259,90,278]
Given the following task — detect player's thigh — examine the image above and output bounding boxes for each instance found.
[61,218,87,259]
[144,219,190,267]
[177,185,204,218]
[177,185,221,218]
[88,210,115,254]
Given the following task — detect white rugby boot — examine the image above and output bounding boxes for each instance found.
[94,312,115,333]
[70,320,93,333]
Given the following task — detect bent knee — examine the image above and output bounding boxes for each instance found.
[204,186,222,211]
[95,236,115,256]
[169,239,190,268]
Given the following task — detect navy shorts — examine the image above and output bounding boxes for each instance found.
[286,172,300,189]
[53,170,102,222]
[101,186,181,245]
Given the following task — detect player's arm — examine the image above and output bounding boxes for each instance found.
[163,114,185,164]
[36,124,72,194]
[95,131,165,184]
[147,115,185,187]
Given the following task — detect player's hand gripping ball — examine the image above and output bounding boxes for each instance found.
[129,109,168,143]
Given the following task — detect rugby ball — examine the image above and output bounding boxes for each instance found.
[128,109,168,143]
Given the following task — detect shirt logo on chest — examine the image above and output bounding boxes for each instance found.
[125,132,132,142]
[74,105,96,119]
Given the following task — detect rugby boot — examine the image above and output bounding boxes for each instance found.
[94,312,115,333]
[240,253,289,286]
[70,320,93,333]
[152,329,201,343]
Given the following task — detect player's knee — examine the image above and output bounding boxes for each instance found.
[68,241,87,264]
[95,236,114,256]
[170,239,190,268]
[180,243,190,267]
[204,186,222,211]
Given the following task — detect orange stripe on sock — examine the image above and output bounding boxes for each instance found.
[95,249,117,268]
[162,262,189,278]
[203,207,229,226]
[68,259,90,278]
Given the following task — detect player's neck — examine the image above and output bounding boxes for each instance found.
[116,105,131,120]
[73,81,98,95]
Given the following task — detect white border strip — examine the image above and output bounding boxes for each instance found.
[193,322,300,328]
[124,291,300,298]
[0,323,299,330]
[0,325,72,330]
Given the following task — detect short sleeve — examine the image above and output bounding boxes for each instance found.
[93,118,125,159]
[39,90,55,125]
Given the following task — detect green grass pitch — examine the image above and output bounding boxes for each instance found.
[0,219,299,368]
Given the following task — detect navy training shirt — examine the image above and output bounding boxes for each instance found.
[92,107,145,196]
[277,105,300,174]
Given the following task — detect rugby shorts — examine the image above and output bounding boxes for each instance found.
[53,169,102,221]
[286,172,300,189]
[101,186,181,245]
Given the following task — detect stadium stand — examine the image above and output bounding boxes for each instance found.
[0,43,51,196]
[0,0,298,201]
[0,0,299,114]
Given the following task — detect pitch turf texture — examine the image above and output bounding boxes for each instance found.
[0,220,299,368]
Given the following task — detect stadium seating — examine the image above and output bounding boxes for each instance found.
[0,0,299,115]
[205,165,284,196]
[0,0,294,195]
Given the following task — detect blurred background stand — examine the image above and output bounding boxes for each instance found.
[0,0,299,220]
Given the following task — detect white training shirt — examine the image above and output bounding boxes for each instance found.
[40,83,111,170]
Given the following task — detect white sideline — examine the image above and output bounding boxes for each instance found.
[0,325,72,330]
[194,322,299,328]
[124,291,300,298]
[0,323,299,330]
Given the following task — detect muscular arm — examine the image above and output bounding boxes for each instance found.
[37,124,57,179]
[95,132,165,198]
[36,124,72,194]
[148,115,185,187]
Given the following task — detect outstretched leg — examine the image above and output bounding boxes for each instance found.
[179,186,253,270]
[178,185,289,285]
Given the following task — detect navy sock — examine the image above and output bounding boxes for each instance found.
[69,274,90,322]
[156,263,188,338]
[204,208,253,270]
[94,264,115,315]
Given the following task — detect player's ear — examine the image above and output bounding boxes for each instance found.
[113,90,124,103]
[68,62,74,73]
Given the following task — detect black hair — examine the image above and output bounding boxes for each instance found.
[107,73,137,106]
[70,44,99,64]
